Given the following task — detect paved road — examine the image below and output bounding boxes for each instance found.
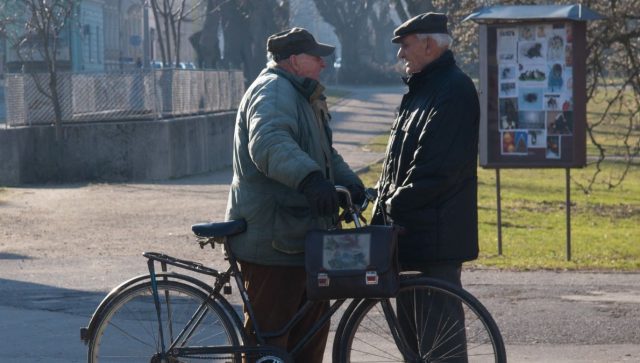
[1,85,639,362]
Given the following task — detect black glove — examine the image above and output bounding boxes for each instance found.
[348,184,366,207]
[299,171,338,217]
[340,184,366,209]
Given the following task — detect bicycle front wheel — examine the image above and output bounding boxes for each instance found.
[88,280,240,362]
[338,277,506,362]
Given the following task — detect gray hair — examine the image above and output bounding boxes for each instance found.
[416,33,453,48]
[267,52,278,68]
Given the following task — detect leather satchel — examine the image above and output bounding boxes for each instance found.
[305,225,399,301]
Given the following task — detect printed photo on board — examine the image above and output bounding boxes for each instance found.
[497,28,518,64]
[497,28,518,54]
[518,63,547,85]
[527,130,546,148]
[502,131,528,155]
[499,98,519,129]
[519,25,535,41]
[500,82,518,97]
[544,94,561,110]
[518,88,544,110]
[565,23,573,42]
[547,63,564,92]
[565,43,573,65]
[546,135,561,159]
[547,111,573,135]
[518,41,546,64]
[536,24,550,39]
[499,65,517,81]
[547,34,565,62]
[518,110,545,129]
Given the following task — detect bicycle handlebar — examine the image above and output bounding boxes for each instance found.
[335,185,377,228]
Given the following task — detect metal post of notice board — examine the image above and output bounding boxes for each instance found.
[565,168,572,261]
[496,169,503,255]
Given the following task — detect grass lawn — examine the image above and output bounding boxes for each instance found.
[326,88,352,107]
[474,163,640,271]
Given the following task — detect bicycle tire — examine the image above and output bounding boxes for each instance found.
[337,277,506,362]
[88,279,241,362]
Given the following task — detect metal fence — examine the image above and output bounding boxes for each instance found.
[4,69,245,127]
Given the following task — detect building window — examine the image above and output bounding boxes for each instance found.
[83,24,93,63]
[96,25,101,63]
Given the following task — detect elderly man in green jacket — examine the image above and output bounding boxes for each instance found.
[225,27,364,362]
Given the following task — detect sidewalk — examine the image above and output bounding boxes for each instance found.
[328,84,404,171]
[1,85,639,362]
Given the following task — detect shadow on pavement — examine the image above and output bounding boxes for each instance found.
[0,278,103,317]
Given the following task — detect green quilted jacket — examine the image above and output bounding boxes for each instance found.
[225,67,362,266]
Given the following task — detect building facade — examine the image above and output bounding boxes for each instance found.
[2,0,202,75]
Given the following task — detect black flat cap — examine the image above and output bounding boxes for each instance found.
[267,27,335,60]
[392,12,449,43]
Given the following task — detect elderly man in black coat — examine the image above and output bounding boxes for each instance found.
[373,12,480,361]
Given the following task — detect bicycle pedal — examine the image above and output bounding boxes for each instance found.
[223,284,232,295]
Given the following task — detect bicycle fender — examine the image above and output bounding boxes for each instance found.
[80,272,230,344]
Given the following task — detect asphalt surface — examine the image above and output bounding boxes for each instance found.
[0,85,639,362]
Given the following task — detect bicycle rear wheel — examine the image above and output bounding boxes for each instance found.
[337,277,506,362]
[88,280,240,362]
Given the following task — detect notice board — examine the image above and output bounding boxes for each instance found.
[478,21,587,168]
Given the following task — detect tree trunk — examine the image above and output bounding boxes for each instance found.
[193,0,222,68]
[221,0,249,71]
[150,0,167,64]
[162,0,173,64]
[49,72,64,142]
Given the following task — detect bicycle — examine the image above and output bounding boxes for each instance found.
[81,186,506,362]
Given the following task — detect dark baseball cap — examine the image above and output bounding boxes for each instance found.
[392,12,449,43]
[267,27,335,59]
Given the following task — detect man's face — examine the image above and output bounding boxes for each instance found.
[397,34,430,74]
[291,53,326,81]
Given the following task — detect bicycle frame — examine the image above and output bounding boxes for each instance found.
[140,187,369,360]
[142,236,350,361]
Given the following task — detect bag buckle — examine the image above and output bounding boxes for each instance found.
[317,273,330,287]
[365,271,379,285]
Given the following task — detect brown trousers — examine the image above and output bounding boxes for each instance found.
[239,261,330,363]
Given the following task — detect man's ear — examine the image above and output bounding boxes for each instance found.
[289,54,299,72]
[423,36,432,56]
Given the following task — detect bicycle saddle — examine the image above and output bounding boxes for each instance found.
[191,219,247,238]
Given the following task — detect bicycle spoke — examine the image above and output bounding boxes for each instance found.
[427,313,461,357]
[341,278,505,363]
[350,338,401,361]
[103,320,157,350]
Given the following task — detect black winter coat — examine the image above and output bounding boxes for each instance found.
[373,50,480,267]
